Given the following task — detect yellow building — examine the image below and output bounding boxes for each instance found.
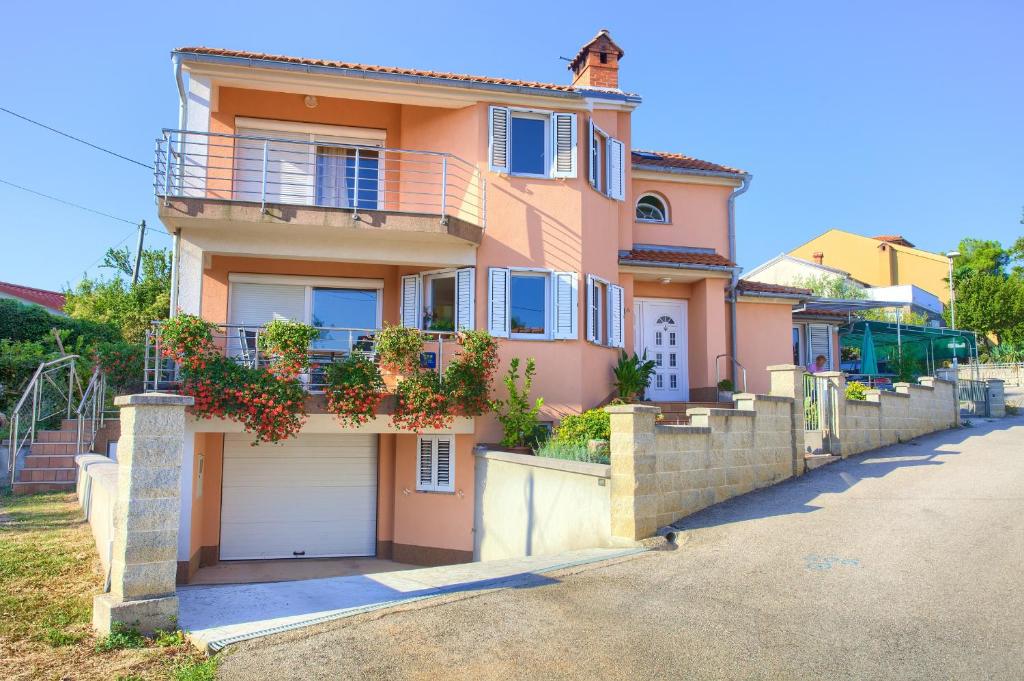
[789,229,951,303]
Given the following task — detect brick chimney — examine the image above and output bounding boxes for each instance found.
[568,29,624,89]
[812,251,824,265]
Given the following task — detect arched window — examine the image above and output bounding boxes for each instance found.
[636,193,669,223]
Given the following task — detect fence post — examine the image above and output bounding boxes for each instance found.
[987,379,1006,418]
[605,404,660,542]
[768,365,806,476]
[817,372,846,457]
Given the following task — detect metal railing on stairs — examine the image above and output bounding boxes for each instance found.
[75,366,113,456]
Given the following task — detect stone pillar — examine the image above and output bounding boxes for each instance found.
[987,379,1006,418]
[605,404,660,542]
[817,371,846,457]
[768,365,806,476]
[93,393,193,636]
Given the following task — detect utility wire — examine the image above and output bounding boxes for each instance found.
[0,106,153,170]
[0,176,138,225]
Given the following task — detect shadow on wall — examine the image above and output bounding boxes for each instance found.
[672,419,1014,532]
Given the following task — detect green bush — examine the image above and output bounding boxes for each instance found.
[374,324,424,373]
[489,358,543,447]
[0,298,118,347]
[94,341,146,395]
[0,339,54,413]
[845,381,868,401]
[95,621,146,652]
[535,439,609,465]
[553,408,610,446]
[612,350,656,401]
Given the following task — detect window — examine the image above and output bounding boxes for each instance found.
[488,107,577,178]
[417,435,454,493]
[792,327,802,366]
[315,146,380,209]
[588,118,625,201]
[487,268,578,340]
[311,287,379,350]
[636,194,669,223]
[400,269,475,331]
[585,275,625,348]
[424,272,456,331]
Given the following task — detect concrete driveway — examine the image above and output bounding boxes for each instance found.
[217,416,1024,680]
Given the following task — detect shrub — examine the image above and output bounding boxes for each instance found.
[717,379,735,392]
[535,438,609,465]
[612,350,656,401]
[375,324,423,373]
[443,330,499,417]
[392,369,451,432]
[489,358,543,447]
[553,408,610,446]
[258,319,320,379]
[0,339,53,413]
[324,353,385,428]
[845,380,868,401]
[94,340,145,395]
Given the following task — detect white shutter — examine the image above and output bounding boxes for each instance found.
[608,284,624,348]
[587,119,598,188]
[455,267,476,331]
[235,127,314,205]
[488,106,510,173]
[550,112,577,178]
[607,138,625,201]
[487,268,510,338]
[551,271,579,340]
[585,275,597,343]
[435,436,454,492]
[807,324,833,368]
[416,437,435,491]
[400,274,422,329]
[229,283,306,326]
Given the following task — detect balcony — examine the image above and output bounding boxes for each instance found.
[153,130,486,249]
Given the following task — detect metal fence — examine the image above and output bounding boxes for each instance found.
[154,129,487,229]
[804,373,837,437]
[957,378,990,417]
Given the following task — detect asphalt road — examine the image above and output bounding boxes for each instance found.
[218,416,1024,680]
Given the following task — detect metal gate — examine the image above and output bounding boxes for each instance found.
[804,374,837,440]
[957,379,990,417]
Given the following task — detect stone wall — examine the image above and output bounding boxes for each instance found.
[76,454,119,574]
[473,449,611,560]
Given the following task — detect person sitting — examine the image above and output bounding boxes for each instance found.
[806,354,828,374]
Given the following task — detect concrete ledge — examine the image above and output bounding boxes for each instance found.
[686,408,755,417]
[844,399,881,409]
[732,393,793,403]
[93,593,178,636]
[475,449,610,478]
[605,404,661,415]
[656,424,712,435]
[115,393,194,407]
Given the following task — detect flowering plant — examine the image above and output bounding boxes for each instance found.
[258,319,320,379]
[374,324,423,373]
[324,353,385,428]
[93,341,145,394]
[158,313,217,371]
[443,330,499,417]
[392,369,452,432]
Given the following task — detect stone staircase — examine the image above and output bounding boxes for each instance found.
[12,418,118,494]
[650,401,734,425]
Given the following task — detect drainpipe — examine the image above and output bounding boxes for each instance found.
[727,174,752,379]
[172,53,186,130]
[169,228,181,318]
[169,53,186,320]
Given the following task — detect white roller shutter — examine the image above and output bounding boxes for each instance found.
[455,267,476,331]
[608,283,624,348]
[488,268,510,338]
[235,127,314,205]
[220,433,378,560]
[550,112,577,178]
[229,283,306,326]
[488,106,510,173]
[607,138,625,201]
[552,271,579,340]
[807,323,834,369]
[400,274,422,329]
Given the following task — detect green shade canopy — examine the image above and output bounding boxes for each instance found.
[860,323,879,375]
[839,320,978,363]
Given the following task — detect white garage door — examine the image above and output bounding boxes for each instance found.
[220,433,378,560]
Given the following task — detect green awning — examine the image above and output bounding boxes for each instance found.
[839,320,978,363]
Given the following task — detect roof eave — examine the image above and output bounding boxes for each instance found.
[630,163,748,180]
[619,259,737,273]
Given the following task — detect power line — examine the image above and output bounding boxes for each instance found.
[0,176,137,225]
[0,106,153,170]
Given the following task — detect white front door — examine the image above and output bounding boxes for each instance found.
[635,299,688,401]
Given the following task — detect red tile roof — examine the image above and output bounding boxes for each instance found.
[631,150,746,176]
[0,281,65,313]
[736,280,811,297]
[873,235,916,248]
[177,47,584,93]
[620,249,735,268]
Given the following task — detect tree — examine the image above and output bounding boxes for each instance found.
[791,274,866,300]
[953,238,1012,277]
[63,248,172,343]
[948,270,1024,346]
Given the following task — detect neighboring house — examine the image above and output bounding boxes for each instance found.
[152,31,797,580]
[787,229,951,303]
[0,281,66,316]
[742,253,868,289]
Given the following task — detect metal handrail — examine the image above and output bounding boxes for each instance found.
[714,354,748,394]
[7,355,83,485]
[154,129,487,229]
[75,366,111,456]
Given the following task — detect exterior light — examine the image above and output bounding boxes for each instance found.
[304,95,319,108]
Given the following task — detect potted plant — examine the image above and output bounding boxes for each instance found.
[612,350,657,402]
[717,378,735,403]
[374,324,424,391]
[489,357,543,454]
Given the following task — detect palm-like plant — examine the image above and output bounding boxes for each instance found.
[613,350,657,402]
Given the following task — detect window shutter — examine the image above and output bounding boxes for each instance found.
[487,268,510,338]
[550,112,577,179]
[551,271,579,340]
[587,119,598,188]
[435,436,454,493]
[585,275,597,343]
[416,437,435,491]
[400,274,422,328]
[455,267,476,331]
[488,106,510,173]
[608,284,625,348]
[607,138,625,201]
[807,324,833,368]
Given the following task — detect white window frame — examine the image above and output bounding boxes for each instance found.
[227,274,384,334]
[590,121,608,194]
[635,192,670,223]
[416,435,455,493]
[508,110,551,179]
[423,269,458,331]
[509,269,552,340]
[587,274,607,346]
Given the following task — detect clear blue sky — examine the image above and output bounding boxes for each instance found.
[1,0,1021,293]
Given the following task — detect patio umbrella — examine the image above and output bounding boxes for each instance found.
[860,323,879,375]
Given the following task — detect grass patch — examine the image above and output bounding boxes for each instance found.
[534,439,610,465]
[171,656,218,681]
[0,490,212,680]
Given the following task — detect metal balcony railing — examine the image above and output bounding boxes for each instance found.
[154,129,487,229]
[144,322,456,393]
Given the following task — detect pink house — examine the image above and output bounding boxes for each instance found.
[152,31,804,580]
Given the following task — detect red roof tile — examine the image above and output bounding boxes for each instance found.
[872,235,916,248]
[736,280,811,297]
[620,249,735,268]
[177,47,584,93]
[0,281,65,313]
[631,150,746,176]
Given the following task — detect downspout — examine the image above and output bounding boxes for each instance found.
[169,229,181,317]
[173,52,186,130]
[727,173,752,379]
[169,54,186,319]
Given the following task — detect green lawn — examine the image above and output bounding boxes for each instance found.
[0,491,215,680]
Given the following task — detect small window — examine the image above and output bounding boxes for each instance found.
[510,272,549,337]
[636,194,669,223]
[509,113,548,176]
[417,435,455,493]
[424,273,456,331]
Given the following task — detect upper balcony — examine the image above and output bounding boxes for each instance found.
[154,129,486,248]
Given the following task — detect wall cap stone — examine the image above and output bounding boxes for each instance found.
[767,364,804,372]
[475,449,610,478]
[656,424,712,435]
[686,407,755,417]
[115,393,195,407]
[878,390,910,399]
[733,393,793,403]
[604,404,661,415]
[986,378,1005,384]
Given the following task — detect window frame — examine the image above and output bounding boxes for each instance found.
[635,192,670,224]
[508,110,551,178]
[587,274,608,346]
[416,434,455,493]
[508,269,552,340]
[590,123,608,193]
[422,269,458,332]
